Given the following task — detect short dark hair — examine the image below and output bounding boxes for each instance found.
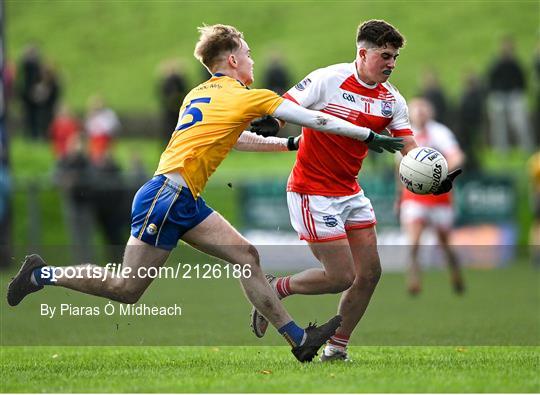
[356,20,405,49]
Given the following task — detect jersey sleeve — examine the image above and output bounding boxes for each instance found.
[387,90,413,137]
[283,68,329,110]
[241,88,284,122]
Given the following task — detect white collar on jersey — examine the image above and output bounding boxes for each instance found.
[352,61,378,90]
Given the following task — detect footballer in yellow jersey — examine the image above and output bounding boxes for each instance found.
[131,74,286,250]
[156,73,283,198]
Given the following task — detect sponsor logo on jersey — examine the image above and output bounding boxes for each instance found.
[295,78,312,91]
[342,92,356,103]
[360,96,375,104]
[323,215,338,227]
[146,223,158,235]
[381,100,394,117]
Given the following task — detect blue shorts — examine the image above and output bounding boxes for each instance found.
[131,175,214,250]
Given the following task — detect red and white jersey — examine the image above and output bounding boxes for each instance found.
[284,62,413,196]
[401,120,461,206]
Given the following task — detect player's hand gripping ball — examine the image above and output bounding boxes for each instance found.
[399,147,448,195]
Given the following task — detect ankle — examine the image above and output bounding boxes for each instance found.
[328,333,350,349]
[275,276,293,298]
[31,266,56,286]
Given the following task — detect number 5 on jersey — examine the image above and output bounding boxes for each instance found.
[176,97,212,131]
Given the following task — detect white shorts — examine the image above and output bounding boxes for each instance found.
[287,190,377,243]
[400,200,454,230]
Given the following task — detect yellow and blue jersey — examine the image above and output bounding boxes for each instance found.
[155,74,284,198]
[131,74,282,250]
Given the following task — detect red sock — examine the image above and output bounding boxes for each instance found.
[329,333,350,349]
[275,276,293,298]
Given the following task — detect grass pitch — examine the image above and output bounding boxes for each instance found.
[1,346,538,392]
[1,260,539,392]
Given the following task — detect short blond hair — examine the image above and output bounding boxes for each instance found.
[194,24,244,72]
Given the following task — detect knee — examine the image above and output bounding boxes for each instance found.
[244,244,261,268]
[356,264,382,289]
[117,290,141,305]
[328,272,355,293]
[107,280,142,304]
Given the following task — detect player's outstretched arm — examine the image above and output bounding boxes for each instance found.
[272,100,403,153]
[233,131,299,152]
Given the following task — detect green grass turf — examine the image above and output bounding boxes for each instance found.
[1,257,538,346]
[1,230,538,392]
[6,1,538,112]
[1,346,538,392]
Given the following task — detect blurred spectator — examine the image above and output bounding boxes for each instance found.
[54,135,95,263]
[3,60,16,106]
[487,36,532,152]
[49,104,80,160]
[90,148,130,263]
[34,63,61,138]
[456,71,485,172]
[84,95,120,164]
[529,151,540,264]
[420,69,449,125]
[17,45,42,139]
[263,52,291,95]
[157,59,188,146]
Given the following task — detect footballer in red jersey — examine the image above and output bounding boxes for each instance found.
[251,20,461,362]
[398,97,465,295]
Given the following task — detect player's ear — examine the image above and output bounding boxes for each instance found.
[229,54,238,68]
[358,48,367,61]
